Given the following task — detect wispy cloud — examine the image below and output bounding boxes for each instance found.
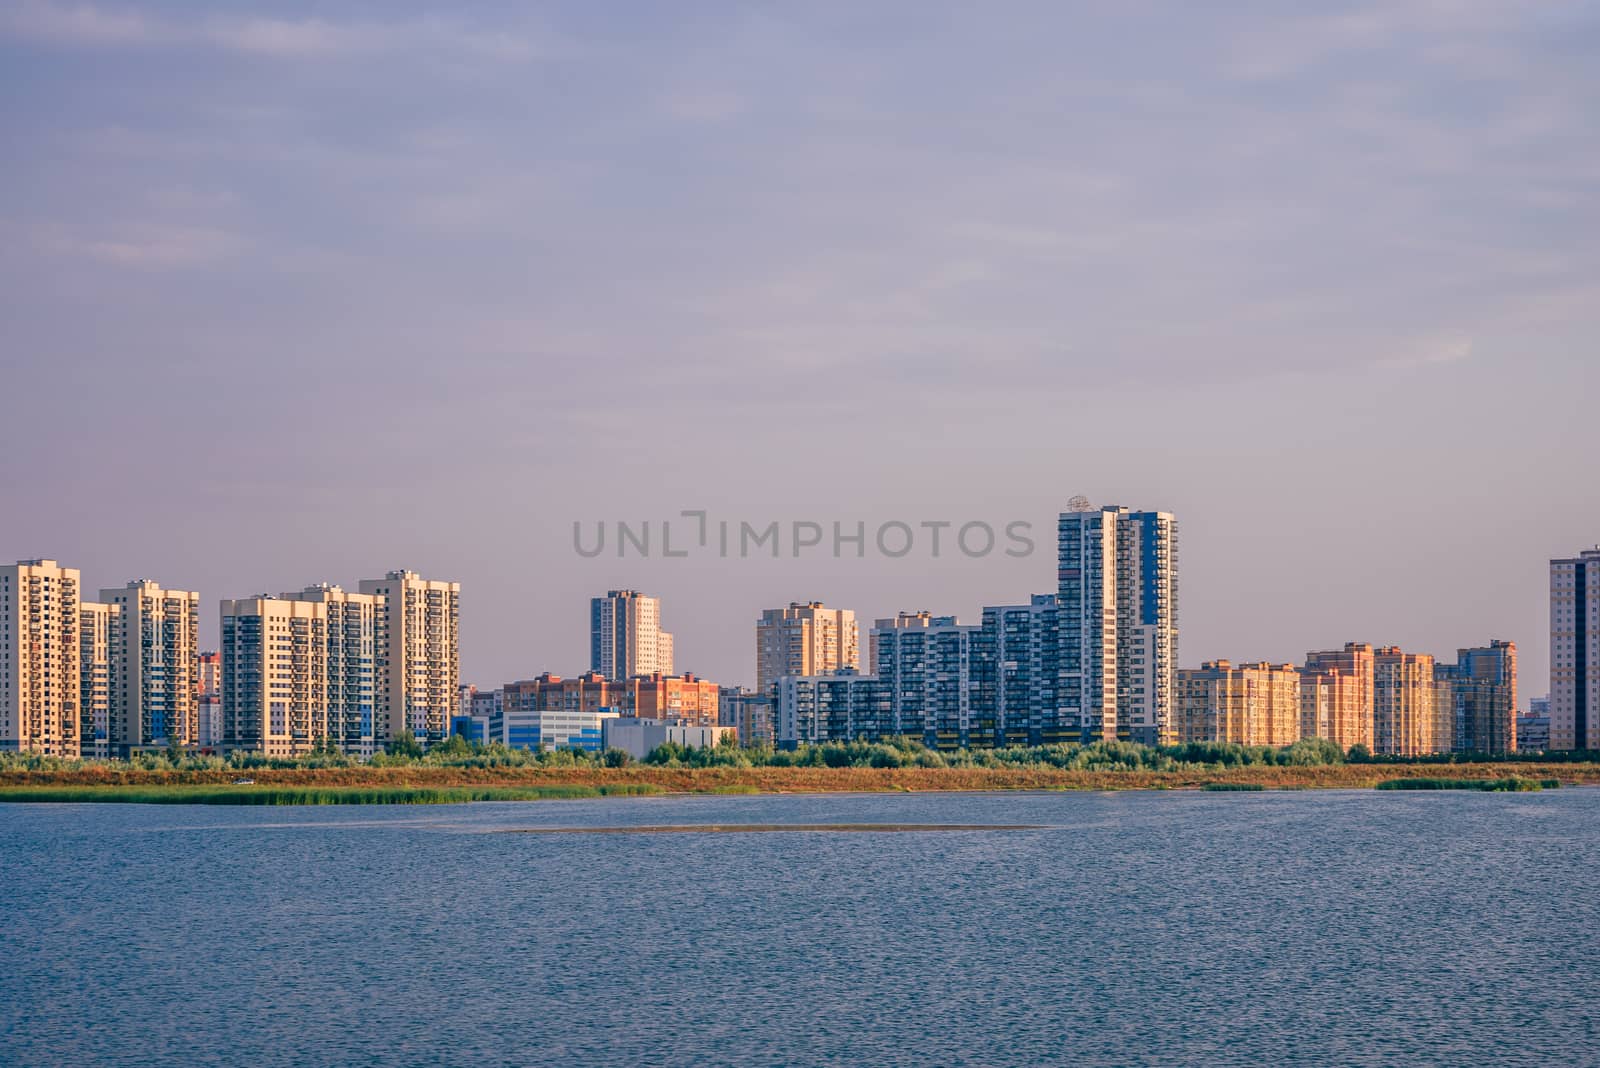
[0,1,540,60]
[28,221,242,268]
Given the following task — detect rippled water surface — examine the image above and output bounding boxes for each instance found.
[3,789,1597,1066]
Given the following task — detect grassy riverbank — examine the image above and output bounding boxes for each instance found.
[2,761,1596,803]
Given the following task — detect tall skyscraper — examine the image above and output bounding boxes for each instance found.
[79,600,120,759]
[1436,641,1518,754]
[1,559,82,757]
[1056,504,1178,745]
[590,589,673,680]
[755,602,859,692]
[1551,548,1600,750]
[99,579,200,752]
[359,570,461,743]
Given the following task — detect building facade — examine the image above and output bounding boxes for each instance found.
[220,587,381,758]
[774,668,892,746]
[755,602,859,693]
[719,685,773,746]
[196,650,223,749]
[872,615,982,747]
[1176,661,1302,746]
[99,580,200,752]
[79,600,119,759]
[1056,505,1178,745]
[1373,647,1440,757]
[1,559,82,757]
[590,589,674,680]
[976,595,1063,746]
[357,570,460,744]
[629,672,719,726]
[602,718,731,759]
[1436,641,1518,754]
[1550,549,1600,750]
[1301,643,1375,751]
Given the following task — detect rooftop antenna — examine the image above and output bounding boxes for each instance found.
[1067,495,1093,512]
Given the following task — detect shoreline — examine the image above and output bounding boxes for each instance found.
[2,762,1596,804]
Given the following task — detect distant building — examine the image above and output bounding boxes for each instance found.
[774,668,892,747]
[976,595,1063,746]
[870,611,936,673]
[1436,641,1518,754]
[496,706,618,752]
[359,570,460,744]
[1373,647,1442,756]
[221,587,381,758]
[1176,661,1301,746]
[79,600,119,759]
[1302,643,1375,752]
[99,580,201,753]
[1516,712,1550,753]
[2,559,82,757]
[719,686,773,746]
[602,718,732,759]
[1550,548,1600,750]
[630,672,719,726]
[590,589,673,680]
[872,614,980,747]
[1056,505,1178,745]
[755,602,859,693]
[196,651,223,749]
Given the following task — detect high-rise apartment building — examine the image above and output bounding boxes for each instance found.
[1373,646,1439,757]
[1,560,82,757]
[870,611,935,674]
[719,685,774,746]
[976,595,1063,746]
[220,586,381,758]
[1436,641,1518,754]
[590,589,673,680]
[1056,505,1178,745]
[872,615,981,747]
[359,570,460,743]
[1301,643,1375,751]
[774,668,892,746]
[99,580,200,752]
[79,601,120,759]
[1550,548,1600,750]
[755,602,859,692]
[196,651,223,749]
[1177,661,1302,746]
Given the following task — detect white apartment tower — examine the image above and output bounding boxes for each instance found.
[220,586,382,758]
[79,600,120,759]
[1,559,82,757]
[99,580,200,752]
[755,602,860,692]
[1056,504,1178,745]
[591,589,674,680]
[358,570,461,743]
[1551,548,1600,750]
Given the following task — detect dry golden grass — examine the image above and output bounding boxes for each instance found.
[4,762,1597,794]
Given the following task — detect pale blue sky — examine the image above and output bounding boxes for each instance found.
[2,1,1596,692]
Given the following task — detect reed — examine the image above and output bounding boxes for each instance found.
[1375,777,1547,792]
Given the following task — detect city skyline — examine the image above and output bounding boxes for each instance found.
[3,3,1596,703]
[0,529,1587,698]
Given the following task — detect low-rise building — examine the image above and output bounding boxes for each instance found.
[602,717,732,759]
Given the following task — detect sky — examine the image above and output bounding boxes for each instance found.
[1,0,1596,695]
